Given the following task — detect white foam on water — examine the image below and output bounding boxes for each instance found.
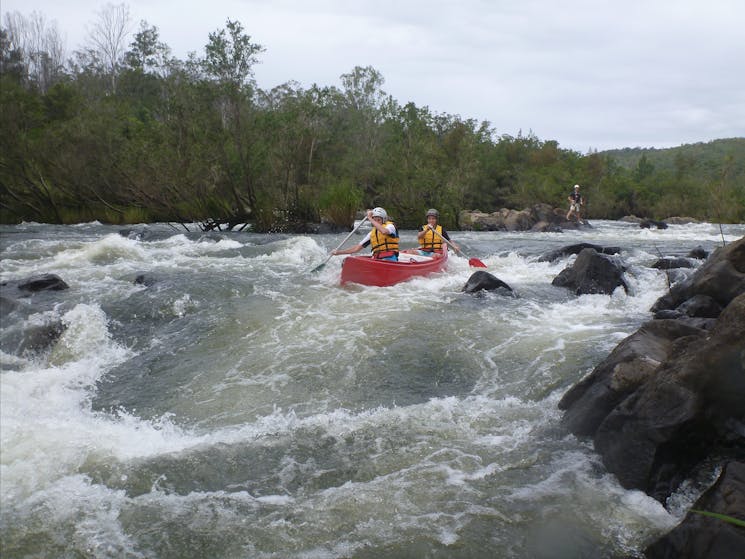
[3,221,736,557]
[0,303,211,505]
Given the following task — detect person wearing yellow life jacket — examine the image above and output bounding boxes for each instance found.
[331,207,399,261]
[417,209,459,256]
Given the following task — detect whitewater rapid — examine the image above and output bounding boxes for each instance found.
[2,220,743,558]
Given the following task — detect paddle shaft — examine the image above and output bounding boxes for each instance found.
[426,225,487,268]
[312,216,368,272]
[426,225,462,255]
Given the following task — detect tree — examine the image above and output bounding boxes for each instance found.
[124,20,170,75]
[201,19,266,225]
[633,153,655,182]
[86,2,133,93]
[2,11,66,92]
[202,19,264,87]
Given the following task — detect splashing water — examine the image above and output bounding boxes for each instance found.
[1,220,742,558]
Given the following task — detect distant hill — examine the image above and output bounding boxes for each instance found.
[599,137,745,173]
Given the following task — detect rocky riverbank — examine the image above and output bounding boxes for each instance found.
[457,205,701,232]
[558,236,745,557]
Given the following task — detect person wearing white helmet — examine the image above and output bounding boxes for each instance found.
[566,184,584,221]
[417,208,459,255]
[331,207,399,261]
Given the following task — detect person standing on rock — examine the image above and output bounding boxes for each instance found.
[566,184,584,222]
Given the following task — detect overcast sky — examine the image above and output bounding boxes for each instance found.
[3,0,744,152]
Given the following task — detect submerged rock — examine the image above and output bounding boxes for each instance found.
[651,257,696,270]
[538,243,621,263]
[0,273,69,296]
[688,246,709,260]
[640,219,668,229]
[462,271,513,294]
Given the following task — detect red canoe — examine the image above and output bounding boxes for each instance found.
[340,246,448,286]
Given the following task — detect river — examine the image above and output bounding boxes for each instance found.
[2,220,744,558]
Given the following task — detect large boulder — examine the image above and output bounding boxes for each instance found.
[665,216,699,225]
[458,210,507,231]
[651,236,745,312]
[644,461,745,559]
[502,209,533,231]
[594,294,745,500]
[551,248,627,295]
[559,319,705,436]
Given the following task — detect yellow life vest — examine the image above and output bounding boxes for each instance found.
[419,224,443,252]
[370,221,399,256]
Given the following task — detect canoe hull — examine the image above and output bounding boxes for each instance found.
[340,247,448,286]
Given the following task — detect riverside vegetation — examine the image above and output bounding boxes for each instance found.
[1,10,744,230]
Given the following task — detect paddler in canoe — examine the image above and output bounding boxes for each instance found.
[331,207,399,261]
[417,208,460,256]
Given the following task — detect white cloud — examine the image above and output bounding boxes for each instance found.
[3,0,744,151]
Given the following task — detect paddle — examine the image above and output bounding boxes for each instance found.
[310,216,368,272]
[426,225,487,268]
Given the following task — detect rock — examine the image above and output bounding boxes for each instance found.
[551,248,627,295]
[462,271,513,294]
[653,309,683,320]
[529,203,560,223]
[0,295,21,315]
[1,274,69,301]
[0,313,66,357]
[620,215,644,223]
[640,219,669,229]
[459,210,507,231]
[18,320,65,354]
[651,258,696,270]
[134,273,159,287]
[675,295,723,319]
[559,319,705,436]
[665,216,700,225]
[118,227,169,241]
[664,268,695,286]
[503,209,534,232]
[651,237,745,312]
[688,246,709,260]
[459,205,576,232]
[644,461,745,559]
[17,274,69,292]
[593,294,745,500]
[538,243,621,263]
[530,220,563,233]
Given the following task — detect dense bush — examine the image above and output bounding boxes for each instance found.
[1,20,743,229]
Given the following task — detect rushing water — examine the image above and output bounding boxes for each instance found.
[1,220,744,558]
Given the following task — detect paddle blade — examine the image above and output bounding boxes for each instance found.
[469,258,487,268]
[310,262,326,273]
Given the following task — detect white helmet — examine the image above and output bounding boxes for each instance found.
[371,207,387,221]
[574,184,580,189]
